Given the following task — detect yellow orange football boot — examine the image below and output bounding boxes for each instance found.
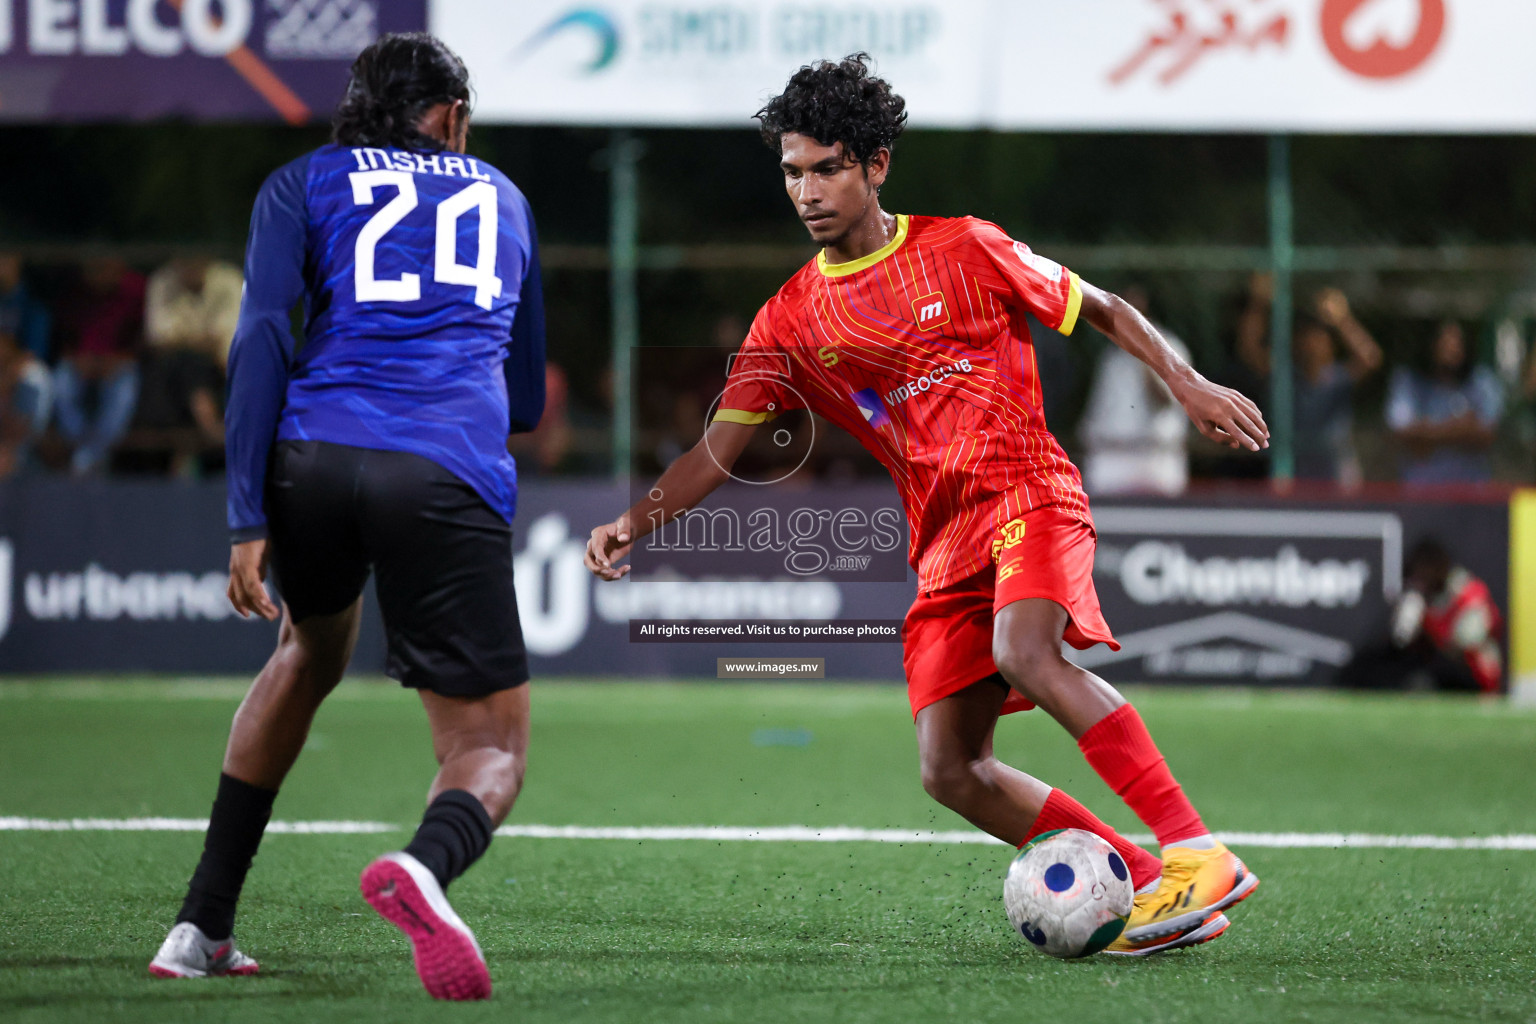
[1105,910,1230,956]
[1118,841,1259,944]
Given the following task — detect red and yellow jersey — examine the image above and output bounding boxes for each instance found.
[714,213,1091,593]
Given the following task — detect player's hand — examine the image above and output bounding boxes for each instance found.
[1175,376,1270,452]
[585,516,634,581]
[228,539,280,621]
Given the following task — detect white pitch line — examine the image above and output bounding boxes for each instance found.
[495,825,1536,851]
[1213,831,1536,851]
[1,818,1533,850]
[0,817,398,834]
[495,824,1004,844]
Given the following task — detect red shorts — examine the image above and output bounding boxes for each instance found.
[901,505,1119,718]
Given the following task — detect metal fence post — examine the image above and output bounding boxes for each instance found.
[609,128,642,481]
[1268,133,1295,483]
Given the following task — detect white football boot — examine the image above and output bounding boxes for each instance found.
[149,921,260,978]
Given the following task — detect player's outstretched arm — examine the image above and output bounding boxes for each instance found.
[585,419,759,580]
[1079,280,1270,452]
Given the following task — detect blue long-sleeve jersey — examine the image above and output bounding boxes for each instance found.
[226,143,546,542]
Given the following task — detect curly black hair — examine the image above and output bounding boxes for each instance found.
[333,32,471,151]
[755,53,907,165]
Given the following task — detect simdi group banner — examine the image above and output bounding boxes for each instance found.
[3,1,1530,131]
[437,0,1536,132]
[0,480,1512,692]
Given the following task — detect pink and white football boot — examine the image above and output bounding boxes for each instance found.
[148,922,260,978]
[360,851,491,1001]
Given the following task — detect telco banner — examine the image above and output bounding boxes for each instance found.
[0,480,1512,690]
[0,0,426,122]
[438,0,1536,133]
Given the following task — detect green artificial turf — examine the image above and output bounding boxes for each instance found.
[1,680,1533,1023]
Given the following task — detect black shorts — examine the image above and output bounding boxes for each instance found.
[266,439,529,697]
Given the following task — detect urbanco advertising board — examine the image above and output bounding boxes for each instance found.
[0,481,1511,689]
[0,479,914,679]
[435,0,1536,132]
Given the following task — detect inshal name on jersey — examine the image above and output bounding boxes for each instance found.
[348,148,494,182]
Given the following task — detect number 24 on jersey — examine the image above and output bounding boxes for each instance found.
[349,170,503,311]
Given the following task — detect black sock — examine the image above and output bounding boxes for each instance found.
[176,773,277,940]
[403,790,494,891]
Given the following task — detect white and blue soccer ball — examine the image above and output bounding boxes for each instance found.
[1003,828,1135,958]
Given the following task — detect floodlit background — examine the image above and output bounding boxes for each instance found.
[2,4,1536,1022]
[0,0,1530,691]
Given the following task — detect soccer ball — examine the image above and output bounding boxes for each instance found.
[1003,828,1134,958]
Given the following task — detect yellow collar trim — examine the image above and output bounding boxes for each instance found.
[817,214,909,278]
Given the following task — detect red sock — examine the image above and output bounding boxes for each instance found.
[1078,704,1206,848]
[1021,788,1162,891]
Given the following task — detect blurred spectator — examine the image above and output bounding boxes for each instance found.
[1506,332,1536,480]
[1222,272,1273,405]
[0,339,51,478]
[0,253,54,477]
[564,361,615,475]
[54,258,144,475]
[1293,289,1383,483]
[662,314,747,469]
[1340,538,1503,694]
[1080,285,1189,496]
[1219,277,1383,483]
[1386,321,1502,484]
[135,256,241,473]
[507,362,573,475]
[144,256,242,368]
[0,252,53,362]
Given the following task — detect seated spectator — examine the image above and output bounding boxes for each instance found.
[0,253,53,477]
[1080,285,1189,496]
[136,255,241,474]
[0,251,52,362]
[1386,321,1502,484]
[53,258,144,476]
[1340,539,1503,694]
[1293,288,1383,483]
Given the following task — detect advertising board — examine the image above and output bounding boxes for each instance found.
[0,481,1511,693]
[439,0,1536,132]
[0,0,426,121]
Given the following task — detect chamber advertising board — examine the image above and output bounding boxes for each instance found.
[1078,496,1510,688]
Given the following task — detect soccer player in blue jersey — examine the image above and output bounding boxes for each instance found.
[148,34,544,1001]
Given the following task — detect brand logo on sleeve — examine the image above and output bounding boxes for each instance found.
[1013,242,1064,283]
[911,292,950,332]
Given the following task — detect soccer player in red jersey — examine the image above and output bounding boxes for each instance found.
[585,55,1264,953]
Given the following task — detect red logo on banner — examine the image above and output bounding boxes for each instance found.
[1321,0,1446,79]
[1108,2,1290,87]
